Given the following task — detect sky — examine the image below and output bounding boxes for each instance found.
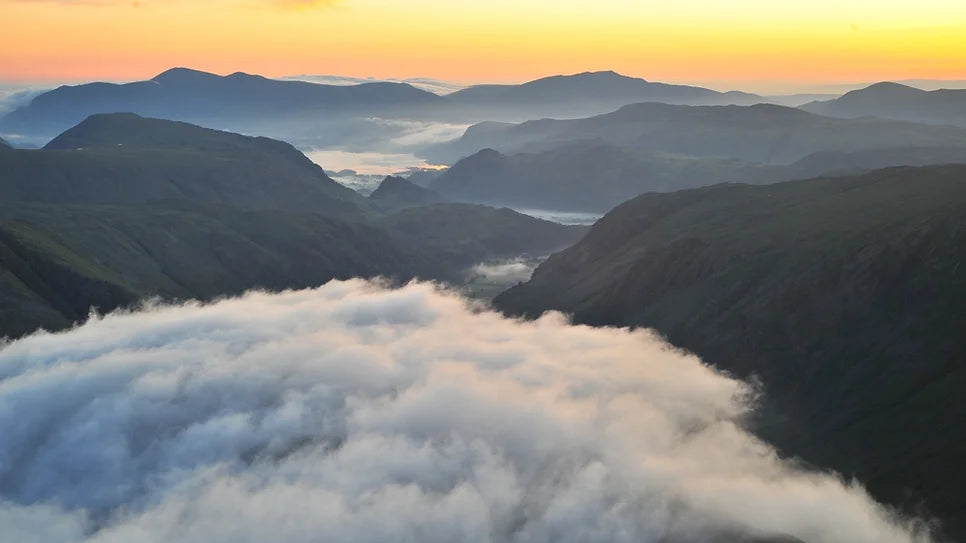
[2,0,966,93]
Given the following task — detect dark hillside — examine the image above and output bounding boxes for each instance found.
[496,165,966,540]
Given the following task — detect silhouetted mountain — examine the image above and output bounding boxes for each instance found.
[495,165,966,541]
[802,82,966,127]
[425,102,966,165]
[0,67,444,140]
[369,175,447,211]
[447,71,765,119]
[0,69,774,144]
[0,115,583,338]
[0,137,10,149]
[431,142,966,212]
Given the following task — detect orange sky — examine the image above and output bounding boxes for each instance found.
[2,0,966,92]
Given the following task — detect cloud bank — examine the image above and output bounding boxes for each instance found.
[0,280,932,543]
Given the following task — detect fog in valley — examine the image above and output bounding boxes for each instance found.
[0,281,933,543]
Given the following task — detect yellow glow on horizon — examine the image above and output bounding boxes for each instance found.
[1,0,965,90]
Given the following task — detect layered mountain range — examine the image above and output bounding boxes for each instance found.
[0,69,769,143]
[425,102,966,165]
[429,142,966,212]
[0,114,583,338]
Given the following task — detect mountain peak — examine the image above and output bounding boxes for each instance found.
[577,70,625,78]
[43,113,239,151]
[798,80,966,125]
[850,81,924,97]
[373,175,411,191]
[152,67,221,83]
[543,70,644,84]
[864,81,918,90]
[226,71,265,81]
[369,175,446,209]
[473,148,503,159]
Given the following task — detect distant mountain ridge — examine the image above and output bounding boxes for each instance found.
[801,81,966,127]
[0,68,773,143]
[0,67,444,139]
[425,101,966,164]
[430,142,966,212]
[448,70,764,113]
[430,144,769,212]
[0,114,583,338]
[439,70,768,122]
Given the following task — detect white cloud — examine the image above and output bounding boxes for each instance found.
[374,117,471,149]
[469,259,537,284]
[0,85,48,116]
[0,280,932,543]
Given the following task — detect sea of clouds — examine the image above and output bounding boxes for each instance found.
[0,280,932,543]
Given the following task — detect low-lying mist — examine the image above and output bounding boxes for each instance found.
[460,258,544,299]
[0,280,932,543]
[469,259,538,284]
[511,208,603,226]
[297,116,466,188]
[0,85,48,117]
[297,117,468,171]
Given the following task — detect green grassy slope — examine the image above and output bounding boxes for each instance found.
[0,219,138,337]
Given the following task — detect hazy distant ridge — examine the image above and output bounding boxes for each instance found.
[801,81,966,127]
[0,68,444,139]
[427,101,966,164]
